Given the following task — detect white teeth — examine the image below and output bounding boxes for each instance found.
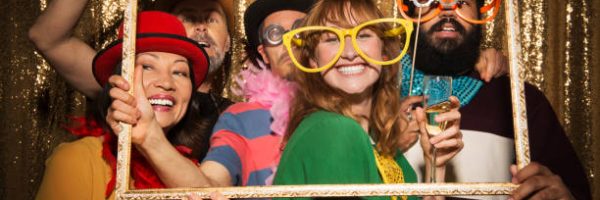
[149,99,173,107]
[337,65,365,75]
[198,41,210,47]
[442,27,455,31]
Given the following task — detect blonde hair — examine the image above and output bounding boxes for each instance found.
[285,0,406,156]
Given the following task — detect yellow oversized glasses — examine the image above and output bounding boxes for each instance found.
[282,18,413,73]
[397,0,502,24]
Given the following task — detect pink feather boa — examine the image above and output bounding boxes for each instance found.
[234,60,296,136]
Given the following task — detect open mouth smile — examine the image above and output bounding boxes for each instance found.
[148,94,176,111]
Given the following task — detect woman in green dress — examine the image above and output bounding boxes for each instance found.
[274,0,463,199]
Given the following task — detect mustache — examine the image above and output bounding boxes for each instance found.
[413,24,482,76]
[427,18,466,35]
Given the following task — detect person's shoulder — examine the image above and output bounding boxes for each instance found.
[489,76,545,95]
[222,101,269,114]
[217,101,271,124]
[492,76,546,97]
[46,136,103,168]
[52,137,102,156]
[212,102,272,138]
[486,76,547,100]
[488,76,552,114]
[523,81,548,102]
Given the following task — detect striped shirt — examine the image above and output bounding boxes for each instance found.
[203,102,283,186]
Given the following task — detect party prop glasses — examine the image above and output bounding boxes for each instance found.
[397,0,502,24]
[282,18,413,73]
[260,19,305,47]
[422,75,452,183]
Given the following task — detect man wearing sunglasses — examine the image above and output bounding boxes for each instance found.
[400,0,591,199]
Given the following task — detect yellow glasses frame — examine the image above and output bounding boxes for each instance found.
[282,18,414,73]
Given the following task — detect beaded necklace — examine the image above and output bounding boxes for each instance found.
[369,137,407,200]
[399,56,483,107]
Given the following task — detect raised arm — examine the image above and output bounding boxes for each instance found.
[28,0,101,98]
[106,72,230,188]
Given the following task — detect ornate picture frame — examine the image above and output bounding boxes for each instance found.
[115,0,530,199]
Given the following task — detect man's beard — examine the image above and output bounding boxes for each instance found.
[208,52,224,73]
[195,33,224,74]
[411,19,482,76]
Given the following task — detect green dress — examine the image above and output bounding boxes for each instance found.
[274,111,419,200]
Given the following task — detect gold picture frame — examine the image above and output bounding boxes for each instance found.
[115,0,531,199]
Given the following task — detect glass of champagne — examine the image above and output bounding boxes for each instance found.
[422,75,452,183]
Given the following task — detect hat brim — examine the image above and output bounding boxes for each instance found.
[93,33,209,89]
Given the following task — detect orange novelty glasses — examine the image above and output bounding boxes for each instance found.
[396,0,502,24]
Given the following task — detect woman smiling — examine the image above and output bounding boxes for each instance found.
[36,11,210,200]
[274,0,463,199]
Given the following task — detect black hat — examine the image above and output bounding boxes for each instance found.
[244,0,315,53]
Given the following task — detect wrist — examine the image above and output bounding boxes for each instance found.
[435,166,446,182]
[424,159,447,183]
[137,122,167,153]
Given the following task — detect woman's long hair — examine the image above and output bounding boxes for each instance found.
[285,0,407,156]
[94,63,210,160]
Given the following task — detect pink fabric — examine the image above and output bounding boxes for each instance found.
[234,60,296,136]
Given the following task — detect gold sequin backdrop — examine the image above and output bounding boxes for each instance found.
[0,0,598,199]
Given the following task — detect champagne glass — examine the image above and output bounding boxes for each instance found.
[422,75,452,183]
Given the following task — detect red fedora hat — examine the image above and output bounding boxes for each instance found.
[92,11,209,89]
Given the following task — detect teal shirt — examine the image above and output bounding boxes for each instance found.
[274,111,418,200]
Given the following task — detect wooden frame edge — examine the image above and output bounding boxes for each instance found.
[119,183,518,199]
[115,0,531,199]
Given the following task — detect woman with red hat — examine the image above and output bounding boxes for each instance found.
[36,11,210,200]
